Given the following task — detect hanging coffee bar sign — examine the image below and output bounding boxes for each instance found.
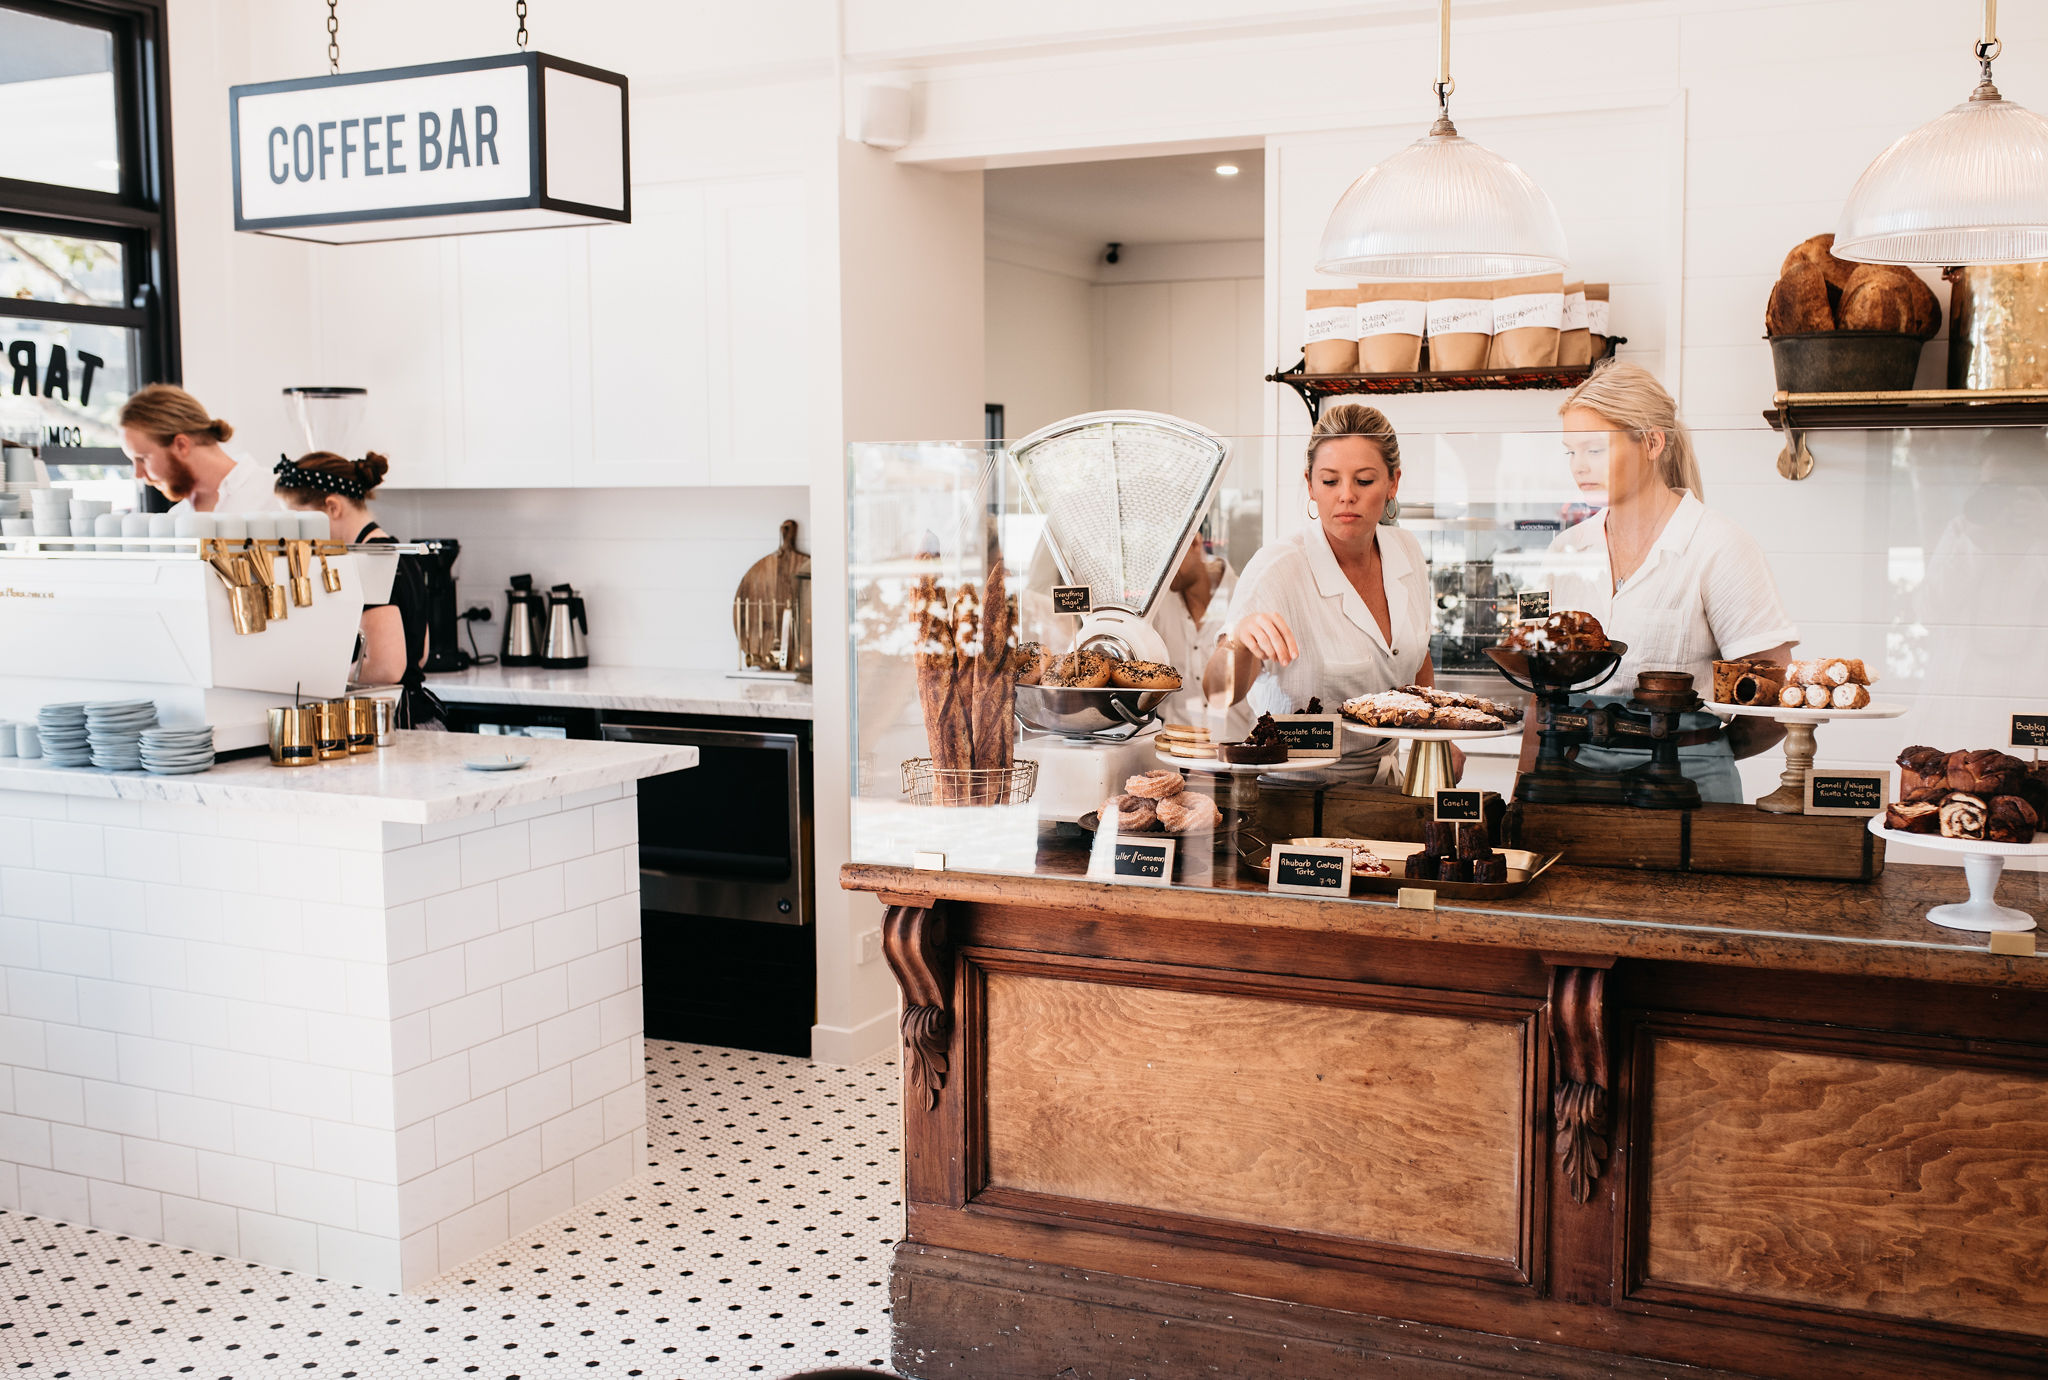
[229,2,628,244]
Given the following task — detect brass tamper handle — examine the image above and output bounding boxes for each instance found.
[286,539,315,607]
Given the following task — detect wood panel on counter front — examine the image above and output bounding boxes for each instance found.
[859,861,2048,1380]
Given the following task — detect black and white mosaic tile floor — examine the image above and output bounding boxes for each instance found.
[0,1042,902,1379]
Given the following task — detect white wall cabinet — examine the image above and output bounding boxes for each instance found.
[312,175,809,489]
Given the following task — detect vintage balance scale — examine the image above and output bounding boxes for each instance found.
[1005,411,1232,823]
[1485,641,1706,810]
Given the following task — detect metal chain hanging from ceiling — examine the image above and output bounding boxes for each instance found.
[515,0,529,49]
[325,0,340,74]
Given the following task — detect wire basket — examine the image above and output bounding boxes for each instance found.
[899,758,1038,807]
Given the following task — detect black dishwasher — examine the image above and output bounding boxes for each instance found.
[599,714,815,1057]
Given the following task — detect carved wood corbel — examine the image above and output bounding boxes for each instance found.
[1545,963,1611,1204]
[882,904,952,1109]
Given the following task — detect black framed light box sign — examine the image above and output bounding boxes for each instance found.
[230,53,629,244]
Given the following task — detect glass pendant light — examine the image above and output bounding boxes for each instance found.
[1835,1,2048,265]
[1315,0,1567,280]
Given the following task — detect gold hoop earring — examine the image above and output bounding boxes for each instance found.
[1306,500,1318,521]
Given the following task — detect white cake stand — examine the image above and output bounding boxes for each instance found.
[1867,817,2048,932]
[1154,747,1333,816]
[1343,719,1524,796]
[1707,700,1908,814]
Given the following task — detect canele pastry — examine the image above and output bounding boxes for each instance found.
[1470,853,1509,884]
[1404,852,1439,880]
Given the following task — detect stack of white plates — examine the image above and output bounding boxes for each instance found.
[85,699,158,771]
[36,704,91,767]
[139,726,215,775]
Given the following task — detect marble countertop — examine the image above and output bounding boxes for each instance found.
[0,731,696,823]
[425,666,813,720]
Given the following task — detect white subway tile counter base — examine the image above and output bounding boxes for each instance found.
[0,732,695,823]
[0,737,695,1293]
[0,1041,901,1375]
[425,666,814,720]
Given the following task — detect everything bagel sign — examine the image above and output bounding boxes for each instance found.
[230,53,628,243]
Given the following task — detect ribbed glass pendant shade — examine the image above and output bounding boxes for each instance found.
[1836,89,2048,265]
[1315,126,1569,280]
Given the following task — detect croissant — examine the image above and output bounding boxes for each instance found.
[1984,794,2040,845]
[1939,794,1988,840]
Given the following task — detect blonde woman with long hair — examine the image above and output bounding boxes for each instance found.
[1522,360,1798,800]
[1204,403,1450,784]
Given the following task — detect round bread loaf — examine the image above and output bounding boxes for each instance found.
[1766,263,1836,336]
[1839,265,1941,340]
[1780,233,1857,295]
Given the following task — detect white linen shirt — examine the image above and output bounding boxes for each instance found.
[1543,492,1798,691]
[1149,561,1238,729]
[1223,522,1431,778]
[168,449,285,515]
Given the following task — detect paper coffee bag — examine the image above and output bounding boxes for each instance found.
[1425,283,1492,372]
[1303,288,1361,373]
[1486,272,1565,368]
[1355,283,1426,372]
[1558,280,1591,367]
[1585,283,1612,360]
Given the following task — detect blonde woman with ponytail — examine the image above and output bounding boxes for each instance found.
[1524,360,1799,801]
[118,384,282,515]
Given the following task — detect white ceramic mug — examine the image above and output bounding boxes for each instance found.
[15,724,40,759]
[93,512,122,552]
[245,514,278,543]
[298,511,331,540]
[172,512,215,540]
[0,722,14,757]
[213,514,247,541]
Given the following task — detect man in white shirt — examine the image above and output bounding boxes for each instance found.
[116,383,283,514]
[1149,532,1239,729]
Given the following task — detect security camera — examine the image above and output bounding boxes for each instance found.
[1104,242,1121,265]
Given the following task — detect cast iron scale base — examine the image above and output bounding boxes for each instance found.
[1486,643,1703,811]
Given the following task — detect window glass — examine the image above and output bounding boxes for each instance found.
[0,229,125,306]
[0,6,120,192]
[0,316,138,448]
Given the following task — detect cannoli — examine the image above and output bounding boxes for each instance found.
[1829,683,1870,710]
[1803,684,1831,710]
[1734,671,1785,706]
[1779,683,1806,709]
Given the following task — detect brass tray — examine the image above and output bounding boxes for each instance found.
[1237,836,1562,899]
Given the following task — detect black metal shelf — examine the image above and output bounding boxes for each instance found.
[1267,343,1626,421]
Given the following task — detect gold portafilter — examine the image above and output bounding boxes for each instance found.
[246,538,288,621]
[286,539,315,607]
[267,706,318,766]
[203,539,267,635]
[316,539,344,594]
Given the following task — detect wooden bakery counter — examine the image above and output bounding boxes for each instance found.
[845,824,2048,1379]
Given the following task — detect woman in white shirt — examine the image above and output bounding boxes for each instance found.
[1525,361,1798,802]
[1204,403,1445,784]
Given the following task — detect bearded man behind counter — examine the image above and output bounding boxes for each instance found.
[118,383,282,514]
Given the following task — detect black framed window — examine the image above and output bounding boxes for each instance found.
[0,0,177,461]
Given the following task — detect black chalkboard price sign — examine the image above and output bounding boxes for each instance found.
[2012,714,2048,750]
[1433,788,1485,824]
[1052,585,1091,615]
[1805,769,1888,817]
[1268,846,1352,895]
[1274,715,1340,757]
[1110,838,1174,885]
[1516,590,1550,623]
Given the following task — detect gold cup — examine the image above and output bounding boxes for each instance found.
[228,583,269,635]
[312,700,348,760]
[344,697,378,754]
[267,706,319,766]
[319,551,344,594]
[245,539,287,621]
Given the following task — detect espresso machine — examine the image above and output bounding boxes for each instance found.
[1485,644,1703,810]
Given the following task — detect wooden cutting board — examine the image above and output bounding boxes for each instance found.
[733,519,810,670]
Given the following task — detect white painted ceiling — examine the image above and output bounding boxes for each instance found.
[985,148,1264,247]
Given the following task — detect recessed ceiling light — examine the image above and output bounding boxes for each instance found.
[1214,163,1239,176]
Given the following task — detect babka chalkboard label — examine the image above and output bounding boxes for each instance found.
[1433,788,1485,823]
[1805,770,1888,816]
[1052,585,1091,614]
[1516,590,1549,623]
[1268,845,1352,895]
[1274,715,1340,757]
[1103,837,1174,886]
[2012,714,2048,749]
